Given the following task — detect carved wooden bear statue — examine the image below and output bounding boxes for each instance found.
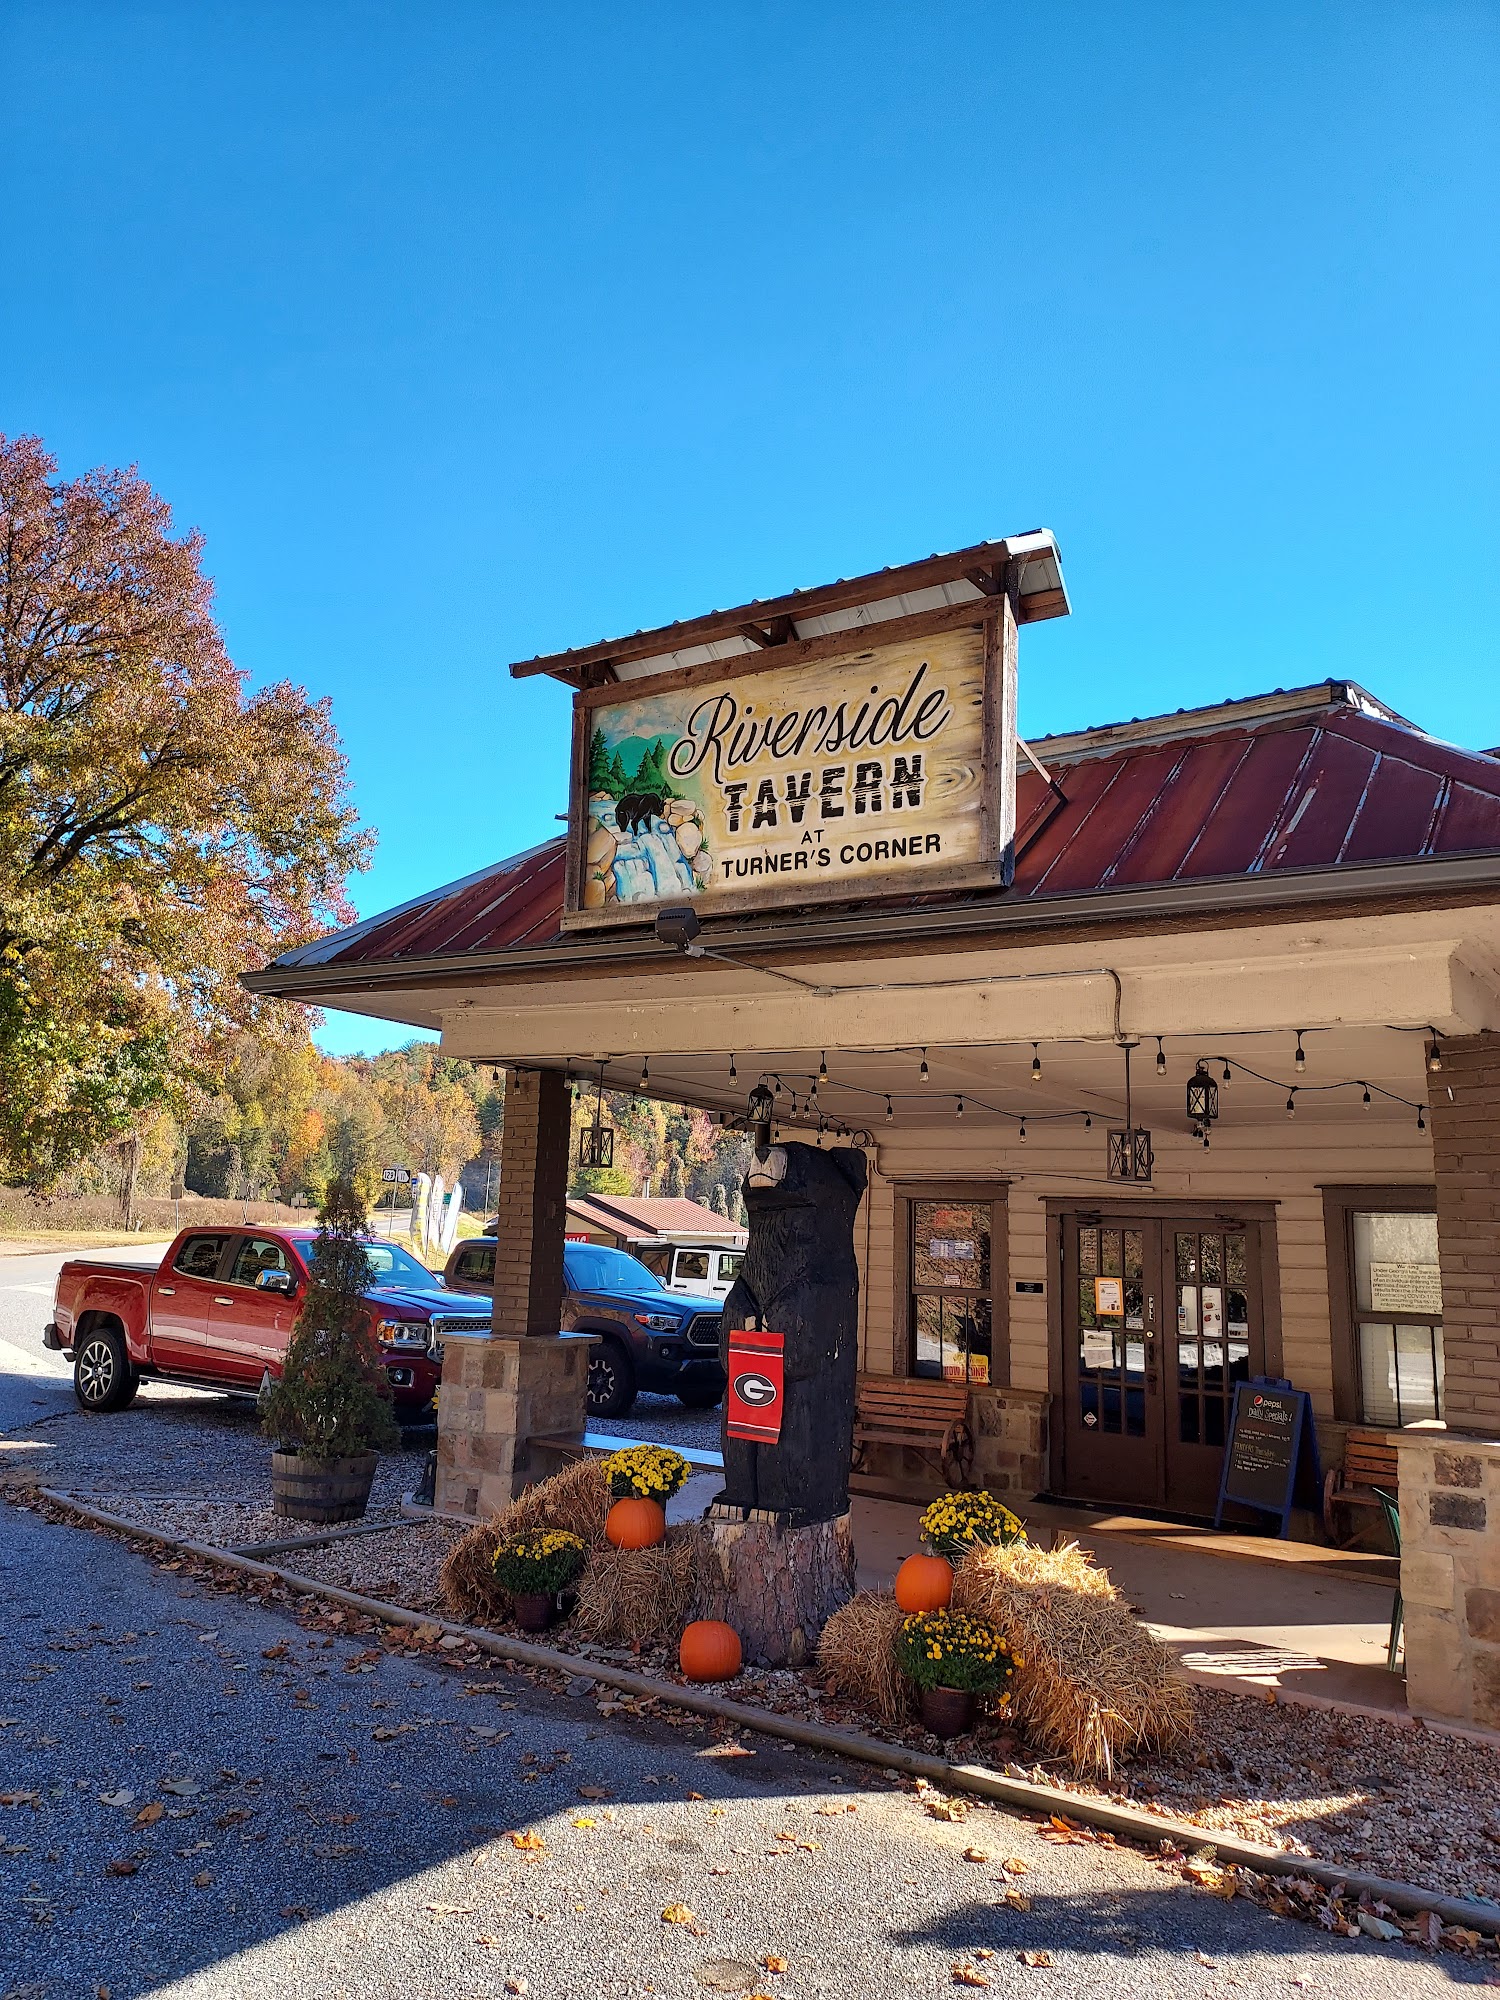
[718,1140,868,1525]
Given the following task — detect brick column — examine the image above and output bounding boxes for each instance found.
[434,1065,590,1518]
[1428,1035,1500,1436]
[491,1066,570,1337]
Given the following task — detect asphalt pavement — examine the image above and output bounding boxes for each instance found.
[0,1246,174,1433]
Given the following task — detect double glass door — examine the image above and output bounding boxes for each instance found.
[1060,1214,1264,1518]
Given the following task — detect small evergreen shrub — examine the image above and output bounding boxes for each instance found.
[260,1179,399,1460]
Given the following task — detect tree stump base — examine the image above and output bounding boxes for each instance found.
[704,1504,856,1667]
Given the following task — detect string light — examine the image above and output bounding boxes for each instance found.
[728,1054,737,1082]
[919,1049,930,1083]
[1155,1037,1167,1076]
[639,1056,649,1088]
[955,1096,965,1119]
[1417,1106,1427,1132]
[1294,1032,1306,1074]
[1084,1114,1092,1130]
[1222,1060,1232,1084]
[1362,1084,1372,1106]
[819,1051,828,1081]
[1285,1091,1297,1118]
[1019,1117,1028,1141]
[1427,1030,1443,1074]
[884,1095,894,1123]
[1031,1043,1042,1082]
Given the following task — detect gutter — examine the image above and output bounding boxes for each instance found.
[241,851,1500,1003]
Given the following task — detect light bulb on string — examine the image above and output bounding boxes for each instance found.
[1031,1044,1042,1083]
[1417,1106,1427,1132]
[728,1054,737,1082]
[1294,1032,1306,1074]
[1222,1060,1232,1084]
[955,1096,965,1119]
[919,1049,930,1083]
[884,1095,894,1123]
[1084,1113,1092,1130]
[639,1057,649,1088]
[1155,1037,1167,1076]
[1019,1117,1027,1141]
[818,1051,828,1081]
[1362,1084,1372,1107]
[1286,1092,1297,1118]
[1428,1033,1443,1073]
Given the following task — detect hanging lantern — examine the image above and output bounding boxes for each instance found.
[1106,1041,1153,1183]
[1185,1061,1219,1127]
[746,1081,776,1146]
[578,1063,615,1169]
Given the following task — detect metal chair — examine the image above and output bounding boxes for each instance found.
[1373,1487,1403,1673]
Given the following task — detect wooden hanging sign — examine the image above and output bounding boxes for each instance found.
[563,609,1017,928]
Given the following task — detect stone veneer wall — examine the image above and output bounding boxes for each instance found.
[435,1332,595,1519]
[850,1385,1048,1503]
[1396,1432,1500,1728]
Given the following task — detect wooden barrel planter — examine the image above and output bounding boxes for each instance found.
[270,1450,378,1524]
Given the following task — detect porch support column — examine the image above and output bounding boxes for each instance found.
[1395,1035,1500,1728]
[435,1067,593,1518]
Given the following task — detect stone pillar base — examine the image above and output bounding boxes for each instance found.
[703,1504,856,1668]
[435,1332,595,1520]
[1394,1428,1500,1728]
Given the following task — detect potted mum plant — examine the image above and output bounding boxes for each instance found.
[919,1491,1027,1563]
[895,1607,1022,1739]
[493,1529,587,1631]
[261,1180,398,1523]
[600,1443,691,1549]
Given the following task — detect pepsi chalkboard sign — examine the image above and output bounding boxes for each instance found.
[1215,1377,1321,1536]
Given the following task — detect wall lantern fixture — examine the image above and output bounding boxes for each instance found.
[577,1062,615,1170]
[746,1081,777,1148]
[1107,1041,1154,1183]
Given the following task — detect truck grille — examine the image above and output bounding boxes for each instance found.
[429,1315,492,1339]
[685,1314,722,1350]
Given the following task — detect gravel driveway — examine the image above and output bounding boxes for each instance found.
[0,1500,1478,2000]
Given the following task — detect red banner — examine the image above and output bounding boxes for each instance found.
[725,1327,786,1444]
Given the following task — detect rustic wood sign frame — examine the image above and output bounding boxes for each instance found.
[562,594,1019,932]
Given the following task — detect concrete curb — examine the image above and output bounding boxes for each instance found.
[35,1485,1500,1938]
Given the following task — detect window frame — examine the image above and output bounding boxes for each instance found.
[1321,1183,1440,1425]
[891,1181,1009,1386]
[172,1233,233,1281]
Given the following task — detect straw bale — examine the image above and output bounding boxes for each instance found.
[816,1591,912,1725]
[952,1540,1193,1777]
[438,1456,611,1622]
[573,1523,717,1649]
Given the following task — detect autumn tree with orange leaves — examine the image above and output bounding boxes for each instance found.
[0,434,369,1186]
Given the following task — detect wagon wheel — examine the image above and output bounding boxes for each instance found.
[940,1418,975,1490]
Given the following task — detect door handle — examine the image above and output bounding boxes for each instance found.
[158,1286,175,1296]
[214,1296,232,1306]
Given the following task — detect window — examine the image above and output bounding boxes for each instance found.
[455,1244,494,1282]
[173,1235,228,1280]
[564,1244,662,1294]
[1352,1210,1444,1425]
[230,1237,292,1287]
[674,1250,710,1282]
[1323,1187,1443,1427]
[717,1251,744,1284]
[908,1197,1000,1384]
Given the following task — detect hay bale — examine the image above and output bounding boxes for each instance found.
[573,1524,717,1649]
[816,1591,911,1725]
[952,1540,1193,1777]
[437,1457,611,1623]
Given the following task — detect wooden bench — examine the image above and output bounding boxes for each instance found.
[851,1374,974,1489]
[1323,1426,1400,1549]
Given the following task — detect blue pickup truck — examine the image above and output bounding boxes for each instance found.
[442,1237,723,1418]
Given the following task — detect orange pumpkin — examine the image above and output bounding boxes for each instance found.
[605,1496,666,1549]
[679,1619,743,1682]
[894,1551,954,1614]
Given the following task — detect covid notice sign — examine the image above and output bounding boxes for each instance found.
[563,618,1015,928]
[725,1327,786,1445]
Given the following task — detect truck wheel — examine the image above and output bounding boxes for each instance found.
[586,1338,636,1418]
[675,1385,722,1409]
[73,1326,137,1413]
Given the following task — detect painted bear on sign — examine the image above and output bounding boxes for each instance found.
[718,1140,868,1525]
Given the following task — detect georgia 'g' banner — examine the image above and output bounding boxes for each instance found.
[725,1327,786,1444]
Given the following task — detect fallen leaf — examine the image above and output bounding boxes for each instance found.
[161,1778,201,1797]
[98,1791,135,1809]
[962,1847,990,1864]
[438,1635,466,1650]
[1000,1858,1029,1875]
[508,1830,547,1853]
[662,1902,697,1925]
[192,1871,214,1887]
[763,1955,789,1973]
[213,1809,249,1829]
[1017,1950,1053,1969]
[1000,1888,1032,1912]
[105,1859,137,1877]
[424,1902,477,1916]
[476,1934,505,1948]
[925,1797,968,1822]
[504,1980,528,1995]
[952,1965,990,1988]
[577,1784,612,1799]
[279,1904,313,1921]
[0,1791,40,1807]
[262,1644,288,1659]
[572,1817,596,1828]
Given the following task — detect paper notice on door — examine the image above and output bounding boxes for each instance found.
[1368,1261,1443,1316]
[1093,1277,1124,1316]
[1201,1286,1224,1335]
[1082,1329,1116,1370]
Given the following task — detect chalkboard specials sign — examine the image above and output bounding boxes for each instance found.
[1214,1377,1322,1536]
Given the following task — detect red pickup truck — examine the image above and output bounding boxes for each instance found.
[44,1226,491,1417]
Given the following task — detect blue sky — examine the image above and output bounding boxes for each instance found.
[5,4,1497,1055]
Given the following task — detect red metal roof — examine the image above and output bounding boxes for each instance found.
[262,686,1500,979]
[566,1194,745,1239]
